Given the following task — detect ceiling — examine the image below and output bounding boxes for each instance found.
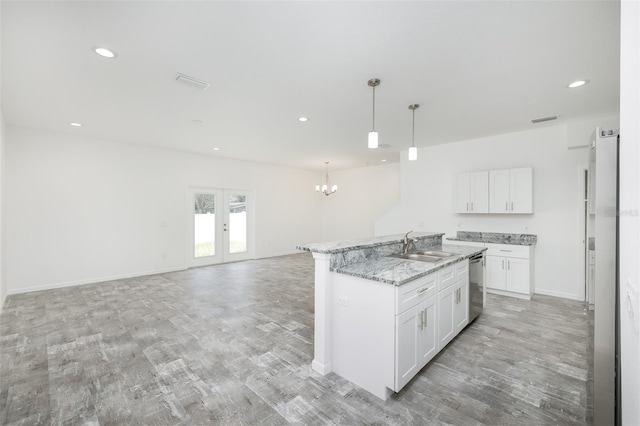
[1,1,621,171]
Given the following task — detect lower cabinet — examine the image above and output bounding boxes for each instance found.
[453,279,469,333]
[395,294,437,391]
[330,258,472,400]
[396,260,469,392]
[438,275,469,349]
[485,243,533,299]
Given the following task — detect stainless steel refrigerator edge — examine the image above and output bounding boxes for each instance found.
[592,127,620,425]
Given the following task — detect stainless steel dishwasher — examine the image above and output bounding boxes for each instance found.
[468,252,485,322]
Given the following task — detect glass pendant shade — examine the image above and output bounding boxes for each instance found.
[408,146,418,161]
[368,131,379,149]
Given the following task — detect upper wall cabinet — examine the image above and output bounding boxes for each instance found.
[455,171,489,213]
[489,167,533,214]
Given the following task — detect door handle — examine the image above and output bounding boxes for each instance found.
[502,259,505,269]
[508,260,510,270]
[511,202,514,211]
[424,309,428,328]
[505,202,508,212]
[466,202,469,212]
[470,202,473,211]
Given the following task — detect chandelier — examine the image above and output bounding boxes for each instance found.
[316,162,338,196]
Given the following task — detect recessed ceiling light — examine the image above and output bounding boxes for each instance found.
[93,47,117,59]
[213,147,220,151]
[298,117,309,122]
[69,122,83,127]
[568,80,588,88]
[381,159,387,162]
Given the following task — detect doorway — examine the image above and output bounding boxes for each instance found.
[187,187,254,267]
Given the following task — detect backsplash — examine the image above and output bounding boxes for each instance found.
[329,234,441,270]
[450,231,537,246]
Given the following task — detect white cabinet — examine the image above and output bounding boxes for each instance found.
[437,262,469,349]
[395,294,437,391]
[485,243,534,299]
[453,279,469,333]
[331,258,472,400]
[455,171,489,213]
[437,285,455,348]
[396,260,468,392]
[489,168,533,214]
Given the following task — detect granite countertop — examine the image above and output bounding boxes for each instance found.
[334,244,486,286]
[297,232,444,254]
[446,231,537,246]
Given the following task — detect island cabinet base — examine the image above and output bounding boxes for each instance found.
[331,273,396,400]
[329,260,469,400]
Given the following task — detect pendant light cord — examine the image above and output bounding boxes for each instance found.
[372,85,376,131]
[411,107,416,147]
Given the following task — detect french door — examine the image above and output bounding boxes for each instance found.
[187,188,253,267]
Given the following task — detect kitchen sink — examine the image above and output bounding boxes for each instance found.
[412,250,458,258]
[387,253,445,263]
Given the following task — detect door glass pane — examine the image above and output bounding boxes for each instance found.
[194,193,216,257]
[228,195,247,253]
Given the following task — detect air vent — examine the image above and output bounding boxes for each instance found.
[531,115,559,124]
[175,73,210,90]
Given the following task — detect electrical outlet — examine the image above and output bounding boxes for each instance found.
[337,297,349,307]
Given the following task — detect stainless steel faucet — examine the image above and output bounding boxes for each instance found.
[402,231,417,254]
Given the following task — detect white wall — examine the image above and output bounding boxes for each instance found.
[320,163,400,242]
[5,126,322,294]
[0,2,5,312]
[376,120,618,301]
[619,1,640,423]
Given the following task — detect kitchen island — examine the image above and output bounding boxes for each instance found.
[297,232,486,399]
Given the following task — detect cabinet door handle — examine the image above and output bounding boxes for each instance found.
[505,202,508,211]
[421,310,426,330]
[508,260,510,270]
[502,259,505,269]
[418,286,432,295]
[466,202,469,212]
[511,202,514,211]
[470,202,474,211]
[424,309,428,328]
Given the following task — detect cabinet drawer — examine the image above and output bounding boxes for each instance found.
[455,260,469,281]
[396,273,438,314]
[438,265,456,291]
[485,243,530,259]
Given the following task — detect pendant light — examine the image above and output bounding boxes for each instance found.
[315,162,338,196]
[408,104,419,161]
[368,78,381,149]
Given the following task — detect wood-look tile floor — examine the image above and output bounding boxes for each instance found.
[0,253,592,425]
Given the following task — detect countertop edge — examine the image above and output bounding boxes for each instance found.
[297,232,445,254]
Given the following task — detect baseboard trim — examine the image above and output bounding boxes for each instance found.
[534,288,582,301]
[255,250,303,259]
[7,266,188,296]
